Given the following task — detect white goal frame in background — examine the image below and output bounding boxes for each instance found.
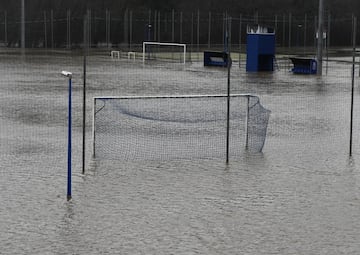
[142,42,187,64]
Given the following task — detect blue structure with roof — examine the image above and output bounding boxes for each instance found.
[246,25,276,72]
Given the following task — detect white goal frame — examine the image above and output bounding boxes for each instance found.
[142,41,187,64]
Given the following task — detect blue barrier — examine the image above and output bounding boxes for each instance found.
[290,58,317,74]
[204,51,230,67]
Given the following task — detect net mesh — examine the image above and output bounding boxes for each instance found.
[93,95,270,161]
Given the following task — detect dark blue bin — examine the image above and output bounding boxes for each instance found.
[290,58,317,74]
[204,51,230,67]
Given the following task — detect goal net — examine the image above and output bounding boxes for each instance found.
[92,94,270,161]
[142,42,188,64]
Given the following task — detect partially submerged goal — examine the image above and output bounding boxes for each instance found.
[142,42,188,64]
[92,94,270,161]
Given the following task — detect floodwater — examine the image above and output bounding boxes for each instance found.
[1,50,360,254]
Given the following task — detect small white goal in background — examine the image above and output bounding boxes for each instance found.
[128,51,136,60]
[110,51,120,59]
[142,41,187,64]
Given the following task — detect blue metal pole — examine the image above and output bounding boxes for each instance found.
[67,77,72,201]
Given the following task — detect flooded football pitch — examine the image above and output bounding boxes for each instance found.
[1,50,360,254]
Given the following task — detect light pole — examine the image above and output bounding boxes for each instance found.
[61,71,73,201]
[297,24,302,48]
[147,24,152,41]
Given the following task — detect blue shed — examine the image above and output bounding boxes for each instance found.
[246,26,276,72]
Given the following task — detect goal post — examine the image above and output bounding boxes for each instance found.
[142,41,187,64]
[92,94,270,161]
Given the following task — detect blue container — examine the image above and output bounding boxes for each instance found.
[204,51,230,67]
[290,58,317,74]
[246,26,276,72]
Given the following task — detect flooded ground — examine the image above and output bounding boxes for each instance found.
[1,50,360,254]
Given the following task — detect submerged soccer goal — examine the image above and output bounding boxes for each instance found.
[92,94,270,161]
[142,42,188,64]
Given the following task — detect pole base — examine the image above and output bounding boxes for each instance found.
[67,195,72,201]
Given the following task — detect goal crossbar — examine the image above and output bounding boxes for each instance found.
[93,94,254,100]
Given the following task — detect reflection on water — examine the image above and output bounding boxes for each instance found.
[1,52,360,254]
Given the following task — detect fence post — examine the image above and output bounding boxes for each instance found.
[153,10,157,41]
[239,13,242,67]
[167,12,170,41]
[208,11,211,49]
[327,13,331,52]
[222,12,225,47]
[4,11,7,45]
[51,9,54,48]
[246,96,250,150]
[67,9,71,49]
[130,10,133,50]
[82,14,88,175]
[44,11,47,48]
[326,13,331,74]
[197,10,200,59]
[350,15,357,157]
[274,15,278,44]
[87,9,91,48]
[288,12,292,48]
[172,9,175,42]
[314,16,317,52]
[304,13,307,54]
[157,11,160,42]
[124,9,129,47]
[282,14,286,47]
[226,16,232,164]
[105,9,109,48]
[316,0,324,75]
[190,13,194,61]
[180,12,183,43]
[21,0,25,49]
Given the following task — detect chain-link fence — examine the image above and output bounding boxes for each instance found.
[0,9,356,53]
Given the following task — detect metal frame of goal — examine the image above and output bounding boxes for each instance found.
[142,42,187,64]
[92,94,270,162]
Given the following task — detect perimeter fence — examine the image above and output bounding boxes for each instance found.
[0,8,357,54]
